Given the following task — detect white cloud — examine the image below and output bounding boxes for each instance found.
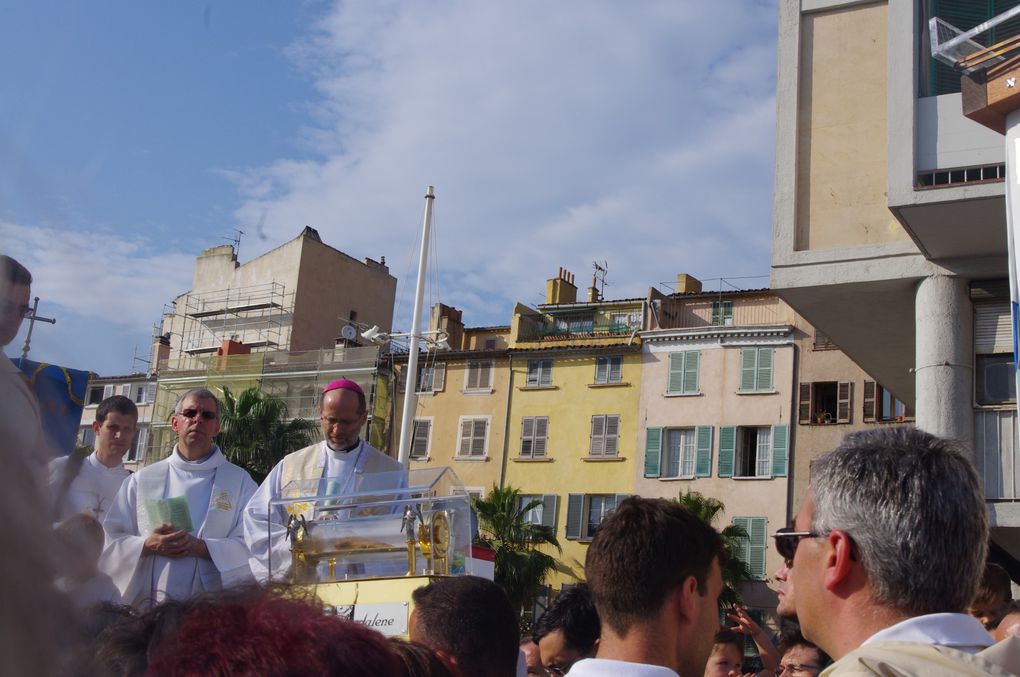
[229,0,779,328]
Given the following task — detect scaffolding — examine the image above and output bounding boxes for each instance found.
[165,282,294,371]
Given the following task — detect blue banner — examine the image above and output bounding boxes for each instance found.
[11,357,91,457]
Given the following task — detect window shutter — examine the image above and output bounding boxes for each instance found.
[695,426,713,477]
[603,416,619,456]
[757,347,773,391]
[590,416,606,456]
[520,417,535,456]
[837,381,852,423]
[534,417,548,457]
[644,427,663,477]
[771,424,789,477]
[667,353,684,394]
[527,361,540,387]
[541,360,552,386]
[749,517,768,579]
[975,304,1012,354]
[595,358,608,383]
[541,495,558,530]
[565,494,584,540]
[732,516,751,567]
[103,384,115,399]
[397,367,408,393]
[798,383,811,424]
[411,420,431,458]
[609,357,622,383]
[711,302,721,324]
[863,381,877,422]
[471,419,487,455]
[146,382,157,402]
[718,426,736,477]
[739,349,757,391]
[459,420,473,455]
[433,363,446,391]
[480,362,492,389]
[683,351,699,394]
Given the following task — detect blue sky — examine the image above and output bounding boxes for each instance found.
[2,1,778,375]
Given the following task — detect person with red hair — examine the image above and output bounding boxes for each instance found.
[145,592,400,676]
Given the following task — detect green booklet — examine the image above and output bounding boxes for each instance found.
[143,496,194,533]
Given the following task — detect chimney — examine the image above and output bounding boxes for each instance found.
[546,267,578,305]
[430,303,464,350]
[675,273,702,294]
[218,338,251,356]
[587,274,600,303]
[150,332,171,372]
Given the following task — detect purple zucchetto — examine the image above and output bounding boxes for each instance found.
[322,379,364,397]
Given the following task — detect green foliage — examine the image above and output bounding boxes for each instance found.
[674,489,755,607]
[472,485,561,615]
[215,386,318,483]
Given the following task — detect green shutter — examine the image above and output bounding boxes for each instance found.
[683,351,699,394]
[748,517,768,579]
[771,424,789,477]
[667,353,684,393]
[541,495,558,530]
[732,516,751,568]
[565,494,584,540]
[739,349,757,391]
[644,427,663,478]
[718,426,736,477]
[757,347,773,391]
[695,425,713,477]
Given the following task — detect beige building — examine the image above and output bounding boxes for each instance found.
[771,1,1018,567]
[77,373,157,471]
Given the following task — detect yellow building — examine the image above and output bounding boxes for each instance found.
[503,269,645,587]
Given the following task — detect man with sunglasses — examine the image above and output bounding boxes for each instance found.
[101,388,257,608]
[243,378,402,581]
[773,427,1016,675]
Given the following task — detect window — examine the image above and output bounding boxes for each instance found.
[644,426,713,478]
[484,338,497,350]
[465,360,493,391]
[711,300,733,325]
[87,385,105,406]
[977,354,1016,405]
[813,331,835,350]
[526,359,553,387]
[731,516,768,579]
[594,356,622,384]
[416,363,446,393]
[588,415,620,457]
[520,416,549,458]
[133,383,156,404]
[79,426,96,447]
[410,419,432,459]
[863,381,913,421]
[798,382,852,424]
[565,493,629,540]
[609,311,641,331]
[667,351,699,395]
[126,426,147,463]
[738,348,773,392]
[518,494,558,530]
[718,424,789,478]
[924,0,1020,97]
[457,417,489,457]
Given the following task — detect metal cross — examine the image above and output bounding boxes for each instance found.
[21,297,56,360]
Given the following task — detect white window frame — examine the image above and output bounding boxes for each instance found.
[126,426,147,463]
[588,415,620,458]
[416,363,446,394]
[594,356,623,384]
[464,360,494,392]
[526,359,553,387]
[519,416,549,458]
[662,428,697,479]
[735,426,772,478]
[519,494,545,525]
[456,416,490,458]
[410,418,433,459]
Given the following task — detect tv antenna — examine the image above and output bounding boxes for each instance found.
[591,260,609,301]
[224,228,244,258]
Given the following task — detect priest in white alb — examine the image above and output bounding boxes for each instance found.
[101,388,257,608]
[243,379,402,581]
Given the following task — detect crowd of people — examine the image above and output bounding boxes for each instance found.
[5,250,1020,676]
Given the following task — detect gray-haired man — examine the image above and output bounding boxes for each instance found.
[775,427,1017,674]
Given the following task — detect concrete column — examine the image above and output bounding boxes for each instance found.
[914,275,973,448]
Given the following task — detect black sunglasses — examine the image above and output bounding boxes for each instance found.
[772,527,819,562]
[179,408,217,420]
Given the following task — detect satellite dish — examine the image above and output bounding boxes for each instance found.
[341,324,358,341]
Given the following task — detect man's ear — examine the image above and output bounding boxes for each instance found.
[671,574,700,626]
[433,649,460,675]
[822,529,855,590]
[92,419,102,435]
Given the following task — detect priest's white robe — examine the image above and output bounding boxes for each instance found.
[49,451,131,522]
[243,439,402,581]
[100,446,256,608]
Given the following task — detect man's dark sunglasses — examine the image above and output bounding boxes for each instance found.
[772,527,819,562]
[179,409,217,420]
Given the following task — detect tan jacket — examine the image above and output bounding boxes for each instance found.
[823,637,1020,676]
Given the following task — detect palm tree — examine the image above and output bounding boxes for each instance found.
[472,485,562,616]
[216,386,318,483]
[674,489,754,607]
